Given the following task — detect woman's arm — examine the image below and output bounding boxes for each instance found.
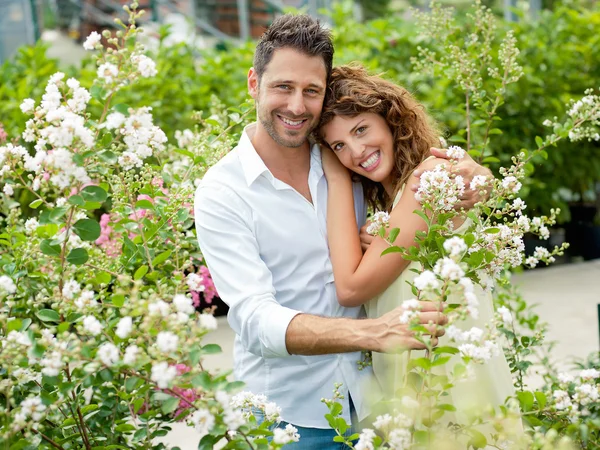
[325,152,450,307]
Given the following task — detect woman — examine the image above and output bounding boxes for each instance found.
[315,65,515,426]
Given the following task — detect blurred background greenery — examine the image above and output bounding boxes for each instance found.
[1,0,599,260]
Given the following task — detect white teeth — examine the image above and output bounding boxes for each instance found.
[360,151,380,169]
[280,116,303,126]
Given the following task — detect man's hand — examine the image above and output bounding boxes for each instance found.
[372,301,447,353]
[359,222,374,252]
[411,147,493,210]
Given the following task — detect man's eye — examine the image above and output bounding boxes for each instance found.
[306,89,318,95]
[277,85,291,90]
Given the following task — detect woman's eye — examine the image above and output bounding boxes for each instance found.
[333,143,344,151]
[356,126,367,135]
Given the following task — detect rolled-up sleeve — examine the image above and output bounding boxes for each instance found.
[194,182,301,358]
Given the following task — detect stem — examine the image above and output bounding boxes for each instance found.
[465,90,472,153]
[29,429,66,450]
[58,207,76,304]
[15,172,51,207]
[66,365,92,450]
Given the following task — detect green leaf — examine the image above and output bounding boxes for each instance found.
[49,207,68,222]
[534,391,547,409]
[202,344,222,354]
[535,136,544,148]
[134,265,149,280]
[112,294,125,307]
[135,200,154,210]
[36,309,60,322]
[29,199,43,209]
[80,186,107,203]
[161,396,180,414]
[7,319,22,332]
[90,85,106,101]
[485,227,500,234]
[68,195,85,206]
[517,390,534,412]
[381,246,402,256]
[151,250,172,267]
[468,429,487,448]
[437,403,457,411]
[482,156,500,163]
[82,201,103,210]
[114,103,131,115]
[73,219,101,241]
[388,227,400,243]
[95,272,111,285]
[40,239,61,257]
[99,150,118,164]
[67,248,89,265]
[115,424,136,433]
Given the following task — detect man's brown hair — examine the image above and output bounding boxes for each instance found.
[254,14,334,82]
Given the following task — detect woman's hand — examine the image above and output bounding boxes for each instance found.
[321,145,351,181]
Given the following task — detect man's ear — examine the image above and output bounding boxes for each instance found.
[248,68,259,100]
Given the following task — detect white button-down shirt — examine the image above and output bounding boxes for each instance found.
[194,124,376,428]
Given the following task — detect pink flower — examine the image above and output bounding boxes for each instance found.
[199,266,218,304]
[0,123,7,143]
[96,213,121,257]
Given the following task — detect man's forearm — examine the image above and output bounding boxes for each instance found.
[285,313,379,355]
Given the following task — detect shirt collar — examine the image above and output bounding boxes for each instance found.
[237,123,323,187]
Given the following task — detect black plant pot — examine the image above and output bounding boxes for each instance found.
[565,203,600,261]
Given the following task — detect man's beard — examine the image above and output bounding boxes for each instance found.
[258,108,315,148]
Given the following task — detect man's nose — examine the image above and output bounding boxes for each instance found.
[287,91,306,116]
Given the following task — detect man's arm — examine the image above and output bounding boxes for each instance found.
[196,183,446,357]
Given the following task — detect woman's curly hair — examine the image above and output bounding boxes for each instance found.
[316,64,442,212]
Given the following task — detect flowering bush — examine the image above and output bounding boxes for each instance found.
[0,4,300,449]
[321,2,599,449]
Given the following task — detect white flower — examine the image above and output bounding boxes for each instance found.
[41,351,63,376]
[580,369,600,381]
[198,313,218,331]
[3,184,14,196]
[497,306,512,325]
[223,409,246,431]
[366,211,390,236]
[574,383,599,406]
[501,175,522,194]
[459,277,474,293]
[83,31,102,50]
[355,428,376,450]
[512,198,527,214]
[187,408,215,436]
[118,151,143,170]
[7,331,31,346]
[558,373,575,384]
[20,98,35,114]
[74,290,97,311]
[156,331,179,353]
[263,401,282,422]
[0,275,17,295]
[97,63,118,84]
[543,119,553,127]
[173,293,195,314]
[186,273,206,292]
[132,54,158,77]
[62,279,81,300]
[123,345,141,365]
[273,424,300,444]
[525,256,538,268]
[82,316,103,336]
[151,361,177,388]
[373,413,393,432]
[446,325,464,341]
[553,389,572,410]
[97,343,119,366]
[175,129,195,148]
[434,257,465,280]
[24,218,39,234]
[446,145,465,160]
[465,291,479,319]
[19,397,46,422]
[388,428,411,449]
[115,316,133,339]
[105,112,126,130]
[149,299,170,317]
[413,270,440,291]
[443,236,467,258]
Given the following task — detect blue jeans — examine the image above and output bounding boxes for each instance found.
[253,397,358,449]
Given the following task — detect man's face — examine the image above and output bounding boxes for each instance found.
[248,48,327,148]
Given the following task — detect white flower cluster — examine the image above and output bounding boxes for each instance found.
[186,273,206,292]
[413,270,440,291]
[105,107,167,170]
[446,145,466,160]
[447,324,499,363]
[443,236,467,259]
[0,275,17,296]
[230,391,282,423]
[83,31,102,51]
[398,299,420,324]
[434,257,465,281]
[273,424,301,445]
[566,90,600,142]
[187,408,215,437]
[496,305,513,325]
[553,368,600,419]
[175,129,196,148]
[366,211,391,236]
[358,411,413,450]
[151,361,178,388]
[415,164,465,211]
[18,74,95,190]
[12,396,46,431]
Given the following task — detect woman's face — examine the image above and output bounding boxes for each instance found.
[321,112,395,184]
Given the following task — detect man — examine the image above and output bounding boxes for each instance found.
[195,14,490,448]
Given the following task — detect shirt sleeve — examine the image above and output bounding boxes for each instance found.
[194,182,301,359]
[353,181,367,228]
